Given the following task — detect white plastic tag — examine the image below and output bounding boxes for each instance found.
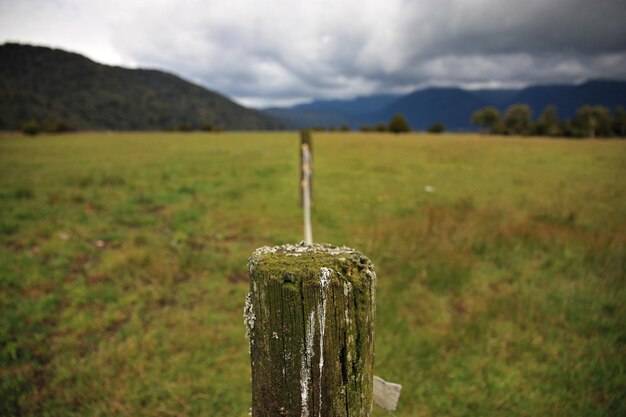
[373,375,402,411]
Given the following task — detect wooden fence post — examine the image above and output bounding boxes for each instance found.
[300,130,313,206]
[245,243,376,417]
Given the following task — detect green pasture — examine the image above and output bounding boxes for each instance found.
[1,132,624,416]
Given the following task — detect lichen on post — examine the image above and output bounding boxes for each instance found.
[246,243,376,417]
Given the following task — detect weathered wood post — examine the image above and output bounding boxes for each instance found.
[299,130,313,206]
[301,138,313,245]
[245,243,376,417]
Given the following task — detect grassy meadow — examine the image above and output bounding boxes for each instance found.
[0,131,624,416]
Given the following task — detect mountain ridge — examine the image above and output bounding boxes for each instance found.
[265,79,626,130]
[0,43,283,131]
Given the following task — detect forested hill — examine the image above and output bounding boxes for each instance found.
[0,43,284,131]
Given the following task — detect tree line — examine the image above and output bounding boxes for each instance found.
[472,104,626,138]
[318,105,626,138]
[19,120,223,135]
[316,115,437,134]
[18,104,626,138]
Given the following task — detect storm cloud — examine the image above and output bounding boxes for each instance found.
[1,0,625,106]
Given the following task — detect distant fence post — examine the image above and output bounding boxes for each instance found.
[300,129,313,207]
[245,243,376,417]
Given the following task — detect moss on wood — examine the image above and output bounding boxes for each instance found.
[247,243,376,417]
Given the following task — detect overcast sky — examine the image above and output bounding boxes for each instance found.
[1,0,625,107]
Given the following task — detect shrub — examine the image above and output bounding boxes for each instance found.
[201,123,220,132]
[427,122,445,133]
[176,123,194,132]
[43,121,72,133]
[20,120,41,136]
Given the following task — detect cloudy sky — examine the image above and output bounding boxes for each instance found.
[1,0,625,107]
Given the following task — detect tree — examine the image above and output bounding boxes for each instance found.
[534,106,561,136]
[388,114,410,133]
[504,104,533,135]
[612,107,626,137]
[573,105,612,138]
[427,122,445,133]
[471,107,501,134]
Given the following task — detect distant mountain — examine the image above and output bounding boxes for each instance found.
[263,108,358,130]
[371,87,488,130]
[263,94,399,129]
[266,80,626,131]
[292,94,400,114]
[0,43,283,131]
[470,89,518,105]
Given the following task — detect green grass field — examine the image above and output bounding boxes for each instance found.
[1,132,624,416]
